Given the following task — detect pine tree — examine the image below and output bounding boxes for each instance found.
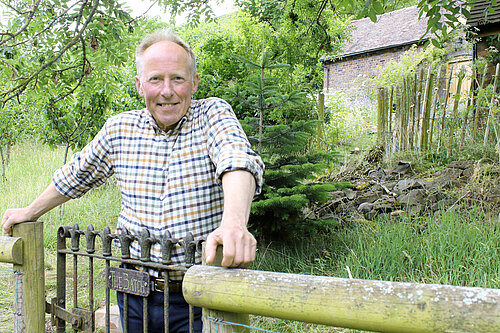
[227,51,340,242]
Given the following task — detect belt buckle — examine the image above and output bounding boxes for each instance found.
[152,278,165,292]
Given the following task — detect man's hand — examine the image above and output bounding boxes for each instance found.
[1,208,34,236]
[205,222,257,268]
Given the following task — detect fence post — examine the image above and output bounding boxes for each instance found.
[317,92,325,150]
[12,221,45,333]
[201,245,249,333]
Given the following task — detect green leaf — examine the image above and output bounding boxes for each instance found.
[431,38,442,48]
[444,13,458,22]
[373,1,384,14]
[368,8,377,22]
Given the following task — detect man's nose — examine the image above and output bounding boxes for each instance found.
[160,80,174,97]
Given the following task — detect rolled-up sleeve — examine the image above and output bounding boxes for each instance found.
[204,98,264,194]
[52,121,114,199]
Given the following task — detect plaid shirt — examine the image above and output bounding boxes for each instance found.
[53,97,264,279]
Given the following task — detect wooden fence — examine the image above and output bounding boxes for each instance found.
[1,222,499,332]
[377,62,499,158]
[184,265,500,333]
[0,221,45,332]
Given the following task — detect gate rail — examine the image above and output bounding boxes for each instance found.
[184,251,500,333]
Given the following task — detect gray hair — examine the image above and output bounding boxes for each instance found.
[135,29,197,77]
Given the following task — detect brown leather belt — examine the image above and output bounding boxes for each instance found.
[129,266,183,293]
[151,277,183,293]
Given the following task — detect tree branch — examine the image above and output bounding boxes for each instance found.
[0,0,100,107]
[0,0,41,45]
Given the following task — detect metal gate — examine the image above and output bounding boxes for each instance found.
[46,224,204,333]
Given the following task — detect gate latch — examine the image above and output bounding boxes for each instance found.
[46,297,93,332]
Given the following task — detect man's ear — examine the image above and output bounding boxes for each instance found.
[135,76,144,97]
[192,73,200,95]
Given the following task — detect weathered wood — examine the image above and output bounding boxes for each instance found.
[201,246,249,333]
[447,67,465,157]
[420,66,433,151]
[377,87,386,145]
[12,221,45,333]
[483,62,500,147]
[184,266,500,333]
[428,65,443,148]
[473,62,488,142]
[437,67,454,152]
[0,236,23,264]
[460,69,477,149]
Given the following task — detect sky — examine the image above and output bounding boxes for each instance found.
[122,0,237,25]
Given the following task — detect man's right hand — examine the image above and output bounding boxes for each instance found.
[2,208,34,236]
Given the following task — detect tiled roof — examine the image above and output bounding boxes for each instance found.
[323,6,429,61]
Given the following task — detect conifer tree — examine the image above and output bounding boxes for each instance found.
[227,51,340,242]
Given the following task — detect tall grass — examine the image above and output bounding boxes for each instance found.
[254,210,499,289]
[0,142,121,248]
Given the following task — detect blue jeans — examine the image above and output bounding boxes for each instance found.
[117,290,202,333]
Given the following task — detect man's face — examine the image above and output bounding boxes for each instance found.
[136,41,199,131]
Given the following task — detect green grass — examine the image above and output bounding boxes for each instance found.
[1,142,499,332]
[253,210,499,288]
[0,142,122,331]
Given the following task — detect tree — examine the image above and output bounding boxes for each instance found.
[0,0,149,164]
[225,50,340,241]
[416,0,497,47]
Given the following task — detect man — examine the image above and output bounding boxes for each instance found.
[1,29,264,332]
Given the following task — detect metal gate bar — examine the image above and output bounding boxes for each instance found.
[53,224,203,332]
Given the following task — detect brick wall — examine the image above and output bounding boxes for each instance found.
[323,45,421,94]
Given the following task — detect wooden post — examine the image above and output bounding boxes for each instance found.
[459,69,477,149]
[437,67,454,153]
[473,62,488,142]
[200,245,249,333]
[428,65,443,149]
[483,63,500,147]
[12,221,45,333]
[184,266,500,333]
[0,236,23,264]
[447,67,465,157]
[420,66,433,151]
[317,92,325,150]
[377,87,385,145]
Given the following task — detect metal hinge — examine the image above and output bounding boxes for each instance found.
[45,297,93,332]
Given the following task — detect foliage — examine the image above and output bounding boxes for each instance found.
[41,90,110,163]
[485,33,500,64]
[323,91,379,148]
[226,50,340,241]
[417,0,498,47]
[0,0,148,162]
[375,45,446,88]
